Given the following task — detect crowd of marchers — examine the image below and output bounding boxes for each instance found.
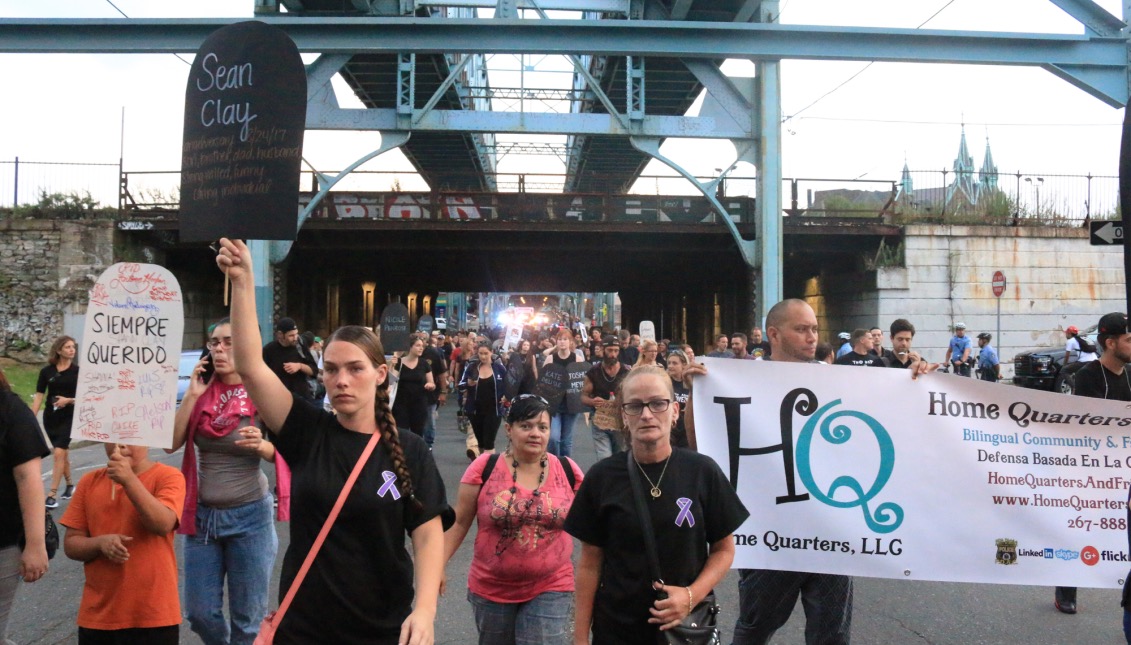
[1,245,1127,645]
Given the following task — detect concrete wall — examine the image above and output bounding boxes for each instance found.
[814,224,1124,377]
[0,219,116,362]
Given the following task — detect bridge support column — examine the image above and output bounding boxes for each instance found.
[755,1,783,321]
[249,240,274,341]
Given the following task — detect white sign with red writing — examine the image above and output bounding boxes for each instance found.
[74,263,184,449]
[694,358,1130,588]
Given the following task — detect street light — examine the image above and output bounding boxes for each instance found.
[1024,176,1044,218]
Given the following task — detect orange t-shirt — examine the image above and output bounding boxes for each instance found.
[60,462,186,630]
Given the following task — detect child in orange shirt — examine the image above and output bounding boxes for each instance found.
[60,444,185,645]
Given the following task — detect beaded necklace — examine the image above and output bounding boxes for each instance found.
[495,452,548,556]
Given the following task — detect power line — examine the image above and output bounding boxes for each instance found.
[782,0,957,124]
[103,0,192,66]
[797,116,1122,128]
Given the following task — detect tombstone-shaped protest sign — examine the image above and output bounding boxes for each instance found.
[639,320,656,342]
[74,264,184,449]
[380,302,411,353]
[503,324,523,352]
[417,315,435,334]
[565,361,592,414]
[534,362,568,410]
[180,21,307,242]
[504,353,527,400]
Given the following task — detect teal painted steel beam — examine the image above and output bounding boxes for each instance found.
[1047,0,1125,36]
[3,18,1124,105]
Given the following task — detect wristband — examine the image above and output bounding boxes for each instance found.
[686,587,693,613]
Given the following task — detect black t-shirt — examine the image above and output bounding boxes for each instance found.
[671,378,690,448]
[36,362,79,433]
[263,340,319,399]
[423,346,447,405]
[834,352,887,368]
[0,390,51,548]
[565,449,748,643]
[1073,361,1131,401]
[269,399,448,644]
[392,357,432,434]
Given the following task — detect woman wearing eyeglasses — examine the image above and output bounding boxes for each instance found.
[443,395,583,645]
[170,319,279,645]
[565,365,748,644]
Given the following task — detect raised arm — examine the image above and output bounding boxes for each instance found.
[215,238,293,432]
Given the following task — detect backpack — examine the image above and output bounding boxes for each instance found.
[1075,335,1096,354]
[483,452,578,491]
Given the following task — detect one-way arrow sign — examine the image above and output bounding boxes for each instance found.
[1090,221,1124,245]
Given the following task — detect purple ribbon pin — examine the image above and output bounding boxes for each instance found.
[378,471,401,500]
[675,497,695,527]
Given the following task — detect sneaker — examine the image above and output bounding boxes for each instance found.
[60,484,75,500]
[45,496,58,510]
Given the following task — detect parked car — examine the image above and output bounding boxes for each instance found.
[177,349,205,404]
[1012,326,1098,394]
[436,316,447,330]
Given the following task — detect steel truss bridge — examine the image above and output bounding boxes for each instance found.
[2,0,1127,335]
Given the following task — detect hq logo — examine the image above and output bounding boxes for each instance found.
[716,388,903,533]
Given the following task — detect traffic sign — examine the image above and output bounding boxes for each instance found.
[1090,220,1124,245]
[991,271,1006,298]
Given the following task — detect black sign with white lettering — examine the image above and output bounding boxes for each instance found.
[380,303,411,353]
[417,315,435,333]
[1090,220,1124,246]
[565,361,592,414]
[179,21,306,242]
[534,363,568,411]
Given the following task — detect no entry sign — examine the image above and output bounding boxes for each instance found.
[992,271,1007,298]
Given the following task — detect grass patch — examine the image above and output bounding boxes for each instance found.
[1,361,44,406]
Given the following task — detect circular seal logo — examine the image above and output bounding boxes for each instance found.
[1081,546,1099,566]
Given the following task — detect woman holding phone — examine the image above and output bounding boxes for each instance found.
[170,318,278,645]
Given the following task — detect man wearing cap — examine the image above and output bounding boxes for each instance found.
[1056,312,1131,618]
[945,322,973,376]
[1064,325,1098,365]
[975,333,1000,382]
[580,336,628,460]
[262,317,319,402]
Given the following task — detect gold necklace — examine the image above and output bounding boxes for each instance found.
[636,453,672,498]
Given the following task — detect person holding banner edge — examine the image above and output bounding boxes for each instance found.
[732,299,934,645]
[215,238,448,645]
[565,365,749,643]
[1055,312,1131,625]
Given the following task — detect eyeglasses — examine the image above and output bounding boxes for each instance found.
[206,338,233,350]
[515,394,549,405]
[622,399,672,416]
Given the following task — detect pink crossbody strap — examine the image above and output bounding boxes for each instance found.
[273,430,383,622]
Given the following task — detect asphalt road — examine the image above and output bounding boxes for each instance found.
[6,404,1128,644]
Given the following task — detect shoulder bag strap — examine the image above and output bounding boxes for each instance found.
[272,430,383,623]
[626,450,664,585]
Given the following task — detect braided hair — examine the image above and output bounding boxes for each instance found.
[325,325,423,511]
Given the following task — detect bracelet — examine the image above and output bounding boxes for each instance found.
[685,587,694,614]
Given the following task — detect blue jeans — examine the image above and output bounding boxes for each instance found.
[184,495,278,645]
[424,403,438,447]
[591,423,623,462]
[548,413,578,458]
[467,590,572,645]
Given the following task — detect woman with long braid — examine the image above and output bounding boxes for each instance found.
[215,238,448,645]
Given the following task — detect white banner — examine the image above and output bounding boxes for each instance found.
[74,263,184,449]
[693,357,1131,588]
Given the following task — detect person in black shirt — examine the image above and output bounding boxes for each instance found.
[215,239,447,645]
[0,367,51,644]
[887,318,927,370]
[262,317,319,402]
[391,335,436,439]
[870,326,898,364]
[833,329,886,367]
[1055,312,1131,618]
[565,365,748,644]
[32,335,79,508]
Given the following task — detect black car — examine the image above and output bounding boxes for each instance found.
[1012,326,1098,394]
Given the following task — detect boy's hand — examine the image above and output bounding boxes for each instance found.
[98,534,133,564]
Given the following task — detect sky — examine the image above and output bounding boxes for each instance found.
[0,0,1124,208]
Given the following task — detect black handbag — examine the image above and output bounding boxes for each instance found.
[626,451,721,645]
[18,510,59,560]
